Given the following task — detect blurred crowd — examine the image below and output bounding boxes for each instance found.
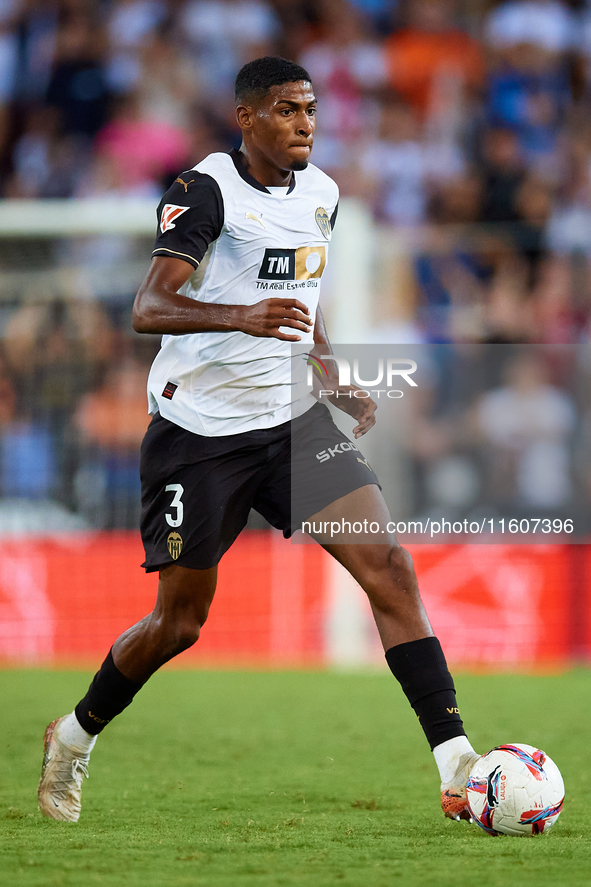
[0,296,158,527]
[0,0,590,525]
[399,346,591,530]
[0,0,590,342]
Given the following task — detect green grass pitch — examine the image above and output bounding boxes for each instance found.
[2,669,590,887]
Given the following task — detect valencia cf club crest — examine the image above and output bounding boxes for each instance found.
[160,204,190,234]
[315,207,331,240]
[167,531,183,560]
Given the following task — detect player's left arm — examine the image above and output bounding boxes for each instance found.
[313,307,377,439]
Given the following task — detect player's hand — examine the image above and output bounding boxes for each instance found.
[235,299,312,341]
[325,386,377,438]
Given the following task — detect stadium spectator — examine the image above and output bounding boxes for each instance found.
[299,0,386,177]
[0,296,112,504]
[415,172,491,342]
[347,0,399,35]
[73,357,150,528]
[383,0,485,118]
[358,96,465,226]
[546,123,591,256]
[531,254,590,342]
[3,0,58,108]
[95,92,191,191]
[476,350,576,509]
[483,252,534,342]
[134,32,201,131]
[182,105,236,172]
[479,127,526,225]
[45,2,110,139]
[512,174,553,278]
[178,0,281,101]
[0,416,56,499]
[2,297,113,426]
[6,105,81,198]
[105,0,168,94]
[0,346,16,427]
[484,0,577,56]
[0,0,20,155]
[485,40,572,167]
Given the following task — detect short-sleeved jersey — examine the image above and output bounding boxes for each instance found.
[146,149,339,436]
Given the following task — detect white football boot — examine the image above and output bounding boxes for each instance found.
[38,717,90,822]
[440,751,480,822]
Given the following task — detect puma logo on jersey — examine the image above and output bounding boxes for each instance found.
[160,204,190,233]
[246,211,266,229]
[175,177,194,192]
[357,457,372,470]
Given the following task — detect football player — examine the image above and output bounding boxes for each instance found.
[38,56,478,824]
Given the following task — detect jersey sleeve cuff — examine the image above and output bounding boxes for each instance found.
[152,248,200,268]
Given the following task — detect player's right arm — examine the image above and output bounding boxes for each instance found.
[132,256,312,340]
[132,171,311,340]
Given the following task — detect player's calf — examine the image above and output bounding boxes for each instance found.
[38,564,217,819]
[338,541,430,649]
[114,563,217,677]
[385,637,478,822]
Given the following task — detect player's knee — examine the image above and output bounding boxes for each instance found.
[167,620,201,655]
[175,625,201,653]
[361,544,418,609]
[387,543,416,583]
[151,612,203,656]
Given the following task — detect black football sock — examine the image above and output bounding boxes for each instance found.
[385,637,466,750]
[74,650,144,735]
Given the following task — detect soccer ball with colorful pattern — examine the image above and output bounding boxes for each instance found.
[466,743,564,836]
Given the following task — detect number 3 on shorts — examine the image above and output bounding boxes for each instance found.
[165,483,184,527]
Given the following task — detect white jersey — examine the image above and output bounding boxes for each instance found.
[147,149,339,436]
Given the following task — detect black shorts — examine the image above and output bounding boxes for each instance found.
[140,401,379,571]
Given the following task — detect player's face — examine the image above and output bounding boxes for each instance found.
[249,81,316,172]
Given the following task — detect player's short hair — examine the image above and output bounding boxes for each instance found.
[235,57,312,106]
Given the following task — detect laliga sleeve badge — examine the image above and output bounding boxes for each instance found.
[167,532,183,560]
[160,204,190,233]
[315,207,331,240]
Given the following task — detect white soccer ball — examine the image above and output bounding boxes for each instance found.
[466,743,565,837]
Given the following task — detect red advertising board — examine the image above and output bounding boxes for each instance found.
[408,545,573,668]
[0,532,326,668]
[0,533,586,668]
